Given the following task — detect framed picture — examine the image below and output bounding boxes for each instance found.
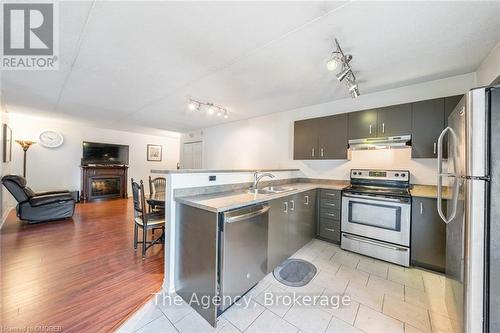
[147,144,162,161]
[3,124,12,163]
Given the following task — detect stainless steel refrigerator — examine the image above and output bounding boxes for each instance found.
[437,85,499,332]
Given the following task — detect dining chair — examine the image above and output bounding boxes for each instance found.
[131,179,165,258]
[148,176,166,212]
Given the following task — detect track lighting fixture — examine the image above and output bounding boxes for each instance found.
[327,38,360,98]
[187,98,229,119]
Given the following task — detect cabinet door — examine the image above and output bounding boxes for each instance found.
[348,109,378,139]
[287,194,301,256]
[411,98,444,158]
[295,190,316,251]
[317,114,348,159]
[411,197,446,272]
[267,198,289,272]
[377,104,412,137]
[294,118,318,160]
[443,95,464,159]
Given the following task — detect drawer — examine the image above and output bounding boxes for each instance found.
[319,220,341,242]
[321,189,341,200]
[320,208,340,220]
[320,198,340,210]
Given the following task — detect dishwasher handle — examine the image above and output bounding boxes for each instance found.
[225,205,270,224]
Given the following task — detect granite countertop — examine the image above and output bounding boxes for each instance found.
[175,182,349,213]
[410,185,451,199]
[151,168,299,174]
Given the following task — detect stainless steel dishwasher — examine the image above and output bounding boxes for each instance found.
[219,203,269,312]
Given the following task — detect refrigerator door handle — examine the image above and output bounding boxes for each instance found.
[437,126,459,224]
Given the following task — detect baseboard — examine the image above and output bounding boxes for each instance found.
[0,205,14,230]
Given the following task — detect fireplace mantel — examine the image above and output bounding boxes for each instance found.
[81,165,128,202]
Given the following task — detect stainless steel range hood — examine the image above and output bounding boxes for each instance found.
[348,135,411,150]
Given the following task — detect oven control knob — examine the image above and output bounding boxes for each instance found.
[353,172,357,175]
[395,173,399,177]
[401,174,406,178]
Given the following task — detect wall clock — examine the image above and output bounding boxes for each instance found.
[39,129,64,148]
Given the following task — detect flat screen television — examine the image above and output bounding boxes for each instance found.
[82,142,129,165]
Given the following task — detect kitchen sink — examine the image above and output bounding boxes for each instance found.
[247,186,295,195]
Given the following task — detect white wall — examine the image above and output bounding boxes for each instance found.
[476,41,500,86]
[8,112,181,193]
[193,73,476,185]
[0,106,15,227]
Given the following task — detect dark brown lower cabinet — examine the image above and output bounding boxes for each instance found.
[411,196,447,272]
[317,189,341,244]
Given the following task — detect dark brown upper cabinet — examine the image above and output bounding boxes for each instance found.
[377,104,412,137]
[443,95,464,159]
[293,114,348,160]
[348,109,378,140]
[411,98,445,158]
[294,118,319,160]
[317,114,348,159]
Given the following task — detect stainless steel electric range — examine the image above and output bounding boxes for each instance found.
[341,169,411,266]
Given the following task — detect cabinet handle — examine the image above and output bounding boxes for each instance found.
[311,148,315,157]
[284,201,288,213]
[326,213,336,217]
[382,123,385,134]
[433,142,437,155]
[369,124,372,134]
[290,200,295,212]
[304,195,309,206]
[325,228,335,232]
[325,203,336,207]
[420,202,424,215]
[324,193,337,197]
[320,148,324,157]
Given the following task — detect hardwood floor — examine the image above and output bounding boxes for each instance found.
[0,199,164,332]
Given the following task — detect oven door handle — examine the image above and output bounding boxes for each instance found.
[342,233,408,251]
[342,193,409,204]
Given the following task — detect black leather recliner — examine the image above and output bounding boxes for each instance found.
[1,175,75,223]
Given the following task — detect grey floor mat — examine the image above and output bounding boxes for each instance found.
[273,258,317,287]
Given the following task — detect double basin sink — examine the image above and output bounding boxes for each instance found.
[247,186,296,195]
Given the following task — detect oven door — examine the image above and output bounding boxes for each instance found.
[341,193,411,246]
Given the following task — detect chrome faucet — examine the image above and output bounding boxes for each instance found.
[252,172,275,189]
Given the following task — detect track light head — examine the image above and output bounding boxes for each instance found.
[351,87,360,98]
[326,52,341,71]
[188,101,198,111]
[336,66,352,82]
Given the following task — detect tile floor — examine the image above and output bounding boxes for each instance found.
[117,239,460,333]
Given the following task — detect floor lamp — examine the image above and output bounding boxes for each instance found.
[15,140,36,178]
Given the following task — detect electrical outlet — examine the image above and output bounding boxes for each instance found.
[209,175,216,181]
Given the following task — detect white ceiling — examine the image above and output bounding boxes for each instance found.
[2,1,500,132]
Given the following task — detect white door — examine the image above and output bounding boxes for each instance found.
[182,141,203,169]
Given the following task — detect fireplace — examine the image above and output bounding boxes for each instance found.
[81,165,128,202]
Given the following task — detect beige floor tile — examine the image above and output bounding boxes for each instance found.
[354,305,404,333]
[404,285,450,318]
[175,312,215,333]
[404,323,426,333]
[312,257,341,275]
[282,281,325,297]
[222,299,265,331]
[116,300,164,333]
[326,317,364,333]
[429,311,461,333]
[255,283,294,317]
[367,275,405,299]
[283,304,333,333]
[156,295,194,324]
[246,309,299,333]
[315,271,349,296]
[331,251,362,269]
[383,295,431,332]
[345,281,384,312]
[357,258,389,279]
[135,315,178,333]
[388,266,425,290]
[322,298,360,325]
[336,265,369,286]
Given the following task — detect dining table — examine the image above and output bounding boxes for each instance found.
[147,192,166,209]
